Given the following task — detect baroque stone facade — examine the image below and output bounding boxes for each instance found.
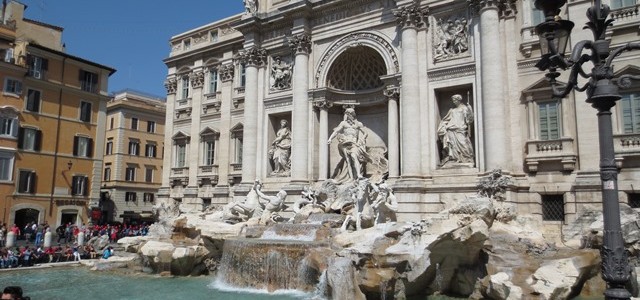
[160,0,640,229]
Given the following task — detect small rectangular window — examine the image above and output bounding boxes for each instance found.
[26,89,41,112]
[105,139,113,155]
[18,170,36,193]
[629,193,640,209]
[147,121,156,133]
[239,64,246,87]
[143,193,154,203]
[125,167,136,181]
[3,78,22,95]
[110,118,114,129]
[145,168,153,183]
[0,151,14,181]
[27,55,48,79]
[542,194,565,221]
[129,141,140,156]
[204,140,215,166]
[71,175,88,196]
[80,70,98,93]
[611,0,636,9]
[145,144,156,158]
[176,144,186,167]
[18,128,42,151]
[104,167,111,181]
[131,118,138,130]
[539,101,560,140]
[209,69,218,94]
[620,92,640,134]
[73,136,93,157]
[125,192,137,202]
[0,117,17,137]
[181,76,190,99]
[80,101,92,122]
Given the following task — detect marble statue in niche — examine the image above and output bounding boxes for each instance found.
[268,119,291,177]
[270,56,292,90]
[433,16,469,61]
[328,108,371,183]
[437,94,475,168]
[243,0,257,14]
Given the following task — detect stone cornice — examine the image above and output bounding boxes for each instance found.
[427,63,476,81]
[287,33,312,55]
[234,46,267,67]
[394,2,429,29]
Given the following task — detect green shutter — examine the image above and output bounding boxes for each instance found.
[539,101,560,140]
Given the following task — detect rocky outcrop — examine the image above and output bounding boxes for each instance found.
[527,251,601,299]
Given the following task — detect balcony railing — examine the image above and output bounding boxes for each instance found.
[611,4,639,22]
[199,165,219,174]
[614,133,640,156]
[171,167,188,177]
[525,138,577,172]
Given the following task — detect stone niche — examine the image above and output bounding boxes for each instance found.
[327,104,388,180]
[267,113,292,177]
[435,85,476,169]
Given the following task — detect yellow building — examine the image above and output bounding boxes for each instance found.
[0,1,115,228]
[101,90,165,224]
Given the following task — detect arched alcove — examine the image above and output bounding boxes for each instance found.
[326,46,386,91]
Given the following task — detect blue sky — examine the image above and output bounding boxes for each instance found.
[19,0,244,98]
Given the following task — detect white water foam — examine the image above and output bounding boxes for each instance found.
[208,278,312,299]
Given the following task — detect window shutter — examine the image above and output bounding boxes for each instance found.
[83,177,89,196]
[71,176,78,195]
[19,171,28,192]
[27,90,35,111]
[91,72,98,84]
[17,128,24,149]
[79,70,85,81]
[41,59,48,71]
[26,55,33,67]
[34,130,42,151]
[87,138,93,157]
[73,136,79,156]
[153,146,157,158]
[15,81,22,94]
[11,120,18,137]
[136,144,140,156]
[29,172,36,193]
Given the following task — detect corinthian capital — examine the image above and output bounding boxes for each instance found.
[393,2,429,29]
[164,78,177,94]
[189,71,205,88]
[235,46,267,67]
[384,86,400,101]
[287,33,311,55]
[219,64,235,82]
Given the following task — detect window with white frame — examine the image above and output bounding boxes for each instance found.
[209,69,218,94]
[203,140,215,166]
[145,167,153,183]
[71,175,88,196]
[105,139,113,155]
[143,193,154,203]
[611,0,636,9]
[145,144,157,158]
[181,75,190,99]
[25,89,41,112]
[530,0,545,27]
[19,127,42,151]
[125,192,137,202]
[239,64,246,88]
[538,100,561,140]
[73,136,93,157]
[79,101,92,122]
[79,70,98,93]
[0,116,18,138]
[231,127,243,165]
[131,118,139,130]
[129,140,140,156]
[125,167,136,181]
[17,170,35,193]
[3,78,22,95]
[620,92,640,134]
[104,166,111,181]
[0,150,15,181]
[176,143,186,167]
[147,121,156,133]
[27,55,48,79]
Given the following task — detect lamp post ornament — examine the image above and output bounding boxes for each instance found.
[534,0,640,299]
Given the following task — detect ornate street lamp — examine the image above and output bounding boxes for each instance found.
[534,0,640,299]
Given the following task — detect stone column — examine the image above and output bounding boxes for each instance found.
[384,86,400,178]
[237,47,267,184]
[159,77,177,198]
[288,33,312,183]
[394,3,428,178]
[473,0,508,170]
[217,64,234,192]
[188,69,205,186]
[314,100,333,180]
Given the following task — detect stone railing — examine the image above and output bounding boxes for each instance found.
[171,167,188,177]
[611,4,639,23]
[199,165,219,175]
[525,138,577,172]
[614,133,640,156]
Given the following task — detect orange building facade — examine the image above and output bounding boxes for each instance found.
[0,1,115,228]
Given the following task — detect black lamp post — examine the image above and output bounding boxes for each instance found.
[534,0,640,299]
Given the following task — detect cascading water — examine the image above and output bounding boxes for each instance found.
[215,224,330,294]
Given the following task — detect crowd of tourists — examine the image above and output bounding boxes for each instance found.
[0,221,149,269]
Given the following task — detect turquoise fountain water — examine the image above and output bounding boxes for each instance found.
[0,267,310,300]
